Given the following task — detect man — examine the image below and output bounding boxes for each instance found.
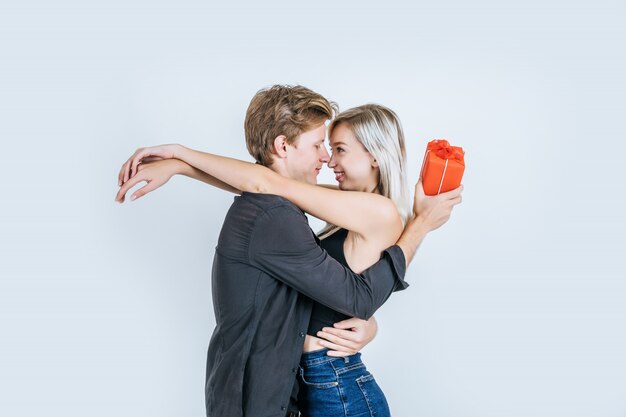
[116,85,462,416]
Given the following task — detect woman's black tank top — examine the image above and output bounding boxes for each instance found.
[307,228,352,335]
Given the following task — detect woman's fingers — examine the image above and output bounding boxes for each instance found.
[118,145,176,186]
[129,147,171,179]
[130,150,146,179]
[414,178,424,197]
[441,184,463,199]
[118,156,133,186]
[115,173,145,202]
[141,156,164,163]
[129,180,159,201]
[443,185,463,206]
[123,148,144,184]
[122,152,137,184]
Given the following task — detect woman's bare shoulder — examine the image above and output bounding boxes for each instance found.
[316,184,339,190]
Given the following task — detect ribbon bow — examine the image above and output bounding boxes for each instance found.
[427,139,465,164]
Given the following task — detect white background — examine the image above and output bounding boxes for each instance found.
[1,1,625,416]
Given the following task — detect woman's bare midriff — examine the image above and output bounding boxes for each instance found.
[303,334,326,352]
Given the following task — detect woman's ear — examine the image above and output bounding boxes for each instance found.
[273,135,289,158]
[371,157,379,168]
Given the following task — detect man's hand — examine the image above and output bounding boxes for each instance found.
[115,159,182,203]
[316,316,378,357]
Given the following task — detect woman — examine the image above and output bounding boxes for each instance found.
[116,104,462,416]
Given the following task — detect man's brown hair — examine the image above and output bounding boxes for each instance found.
[244,85,338,166]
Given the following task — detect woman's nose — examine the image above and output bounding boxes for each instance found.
[327,153,337,168]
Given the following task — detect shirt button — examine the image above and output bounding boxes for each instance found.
[281,406,286,411]
[299,331,305,337]
[292,367,296,373]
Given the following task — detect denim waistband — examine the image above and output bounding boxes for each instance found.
[300,348,363,368]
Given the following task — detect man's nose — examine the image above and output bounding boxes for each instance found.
[319,147,330,163]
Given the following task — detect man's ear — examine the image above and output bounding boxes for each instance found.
[273,135,289,158]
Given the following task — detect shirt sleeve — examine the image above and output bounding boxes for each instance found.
[248,204,409,320]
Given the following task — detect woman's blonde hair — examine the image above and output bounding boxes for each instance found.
[318,104,411,239]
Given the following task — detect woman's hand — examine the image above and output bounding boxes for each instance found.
[395,179,463,266]
[413,178,463,232]
[118,144,182,186]
[115,159,183,203]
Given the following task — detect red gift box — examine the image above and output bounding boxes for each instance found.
[419,139,465,195]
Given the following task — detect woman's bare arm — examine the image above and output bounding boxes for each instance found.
[115,158,240,203]
[172,145,403,241]
[175,159,241,195]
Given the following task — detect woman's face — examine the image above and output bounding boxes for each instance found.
[328,123,379,193]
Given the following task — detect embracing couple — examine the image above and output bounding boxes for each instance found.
[115,85,463,417]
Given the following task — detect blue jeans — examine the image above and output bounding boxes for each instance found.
[297,348,391,417]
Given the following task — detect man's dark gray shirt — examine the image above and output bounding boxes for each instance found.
[205,192,408,417]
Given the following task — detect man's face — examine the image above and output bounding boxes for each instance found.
[284,123,330,185]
